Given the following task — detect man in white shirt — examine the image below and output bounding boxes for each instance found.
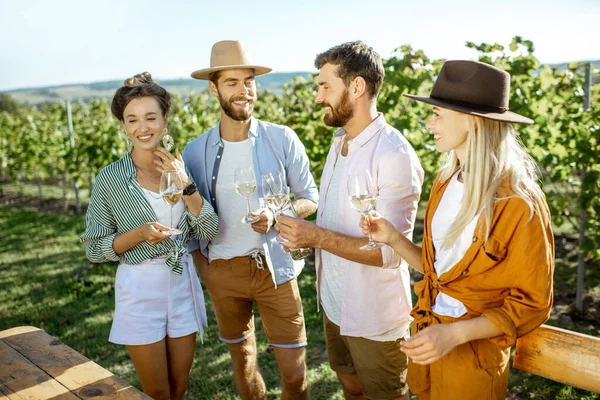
[278,41,424,400]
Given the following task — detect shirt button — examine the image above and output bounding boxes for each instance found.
[472,236,477,242]
[437,283,443,288]
[462,270,468,275]
[212,176,216,180]
[217,155,221,159]
[212,198,215,201]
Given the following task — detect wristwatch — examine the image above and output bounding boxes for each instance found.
[183,182,197,196]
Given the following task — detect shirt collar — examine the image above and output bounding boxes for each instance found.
[211,116,259,147]
[332,113,386,148]
[122,152,136,180]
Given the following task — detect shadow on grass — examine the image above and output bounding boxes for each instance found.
[2,205,599,400]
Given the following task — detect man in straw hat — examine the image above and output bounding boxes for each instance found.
[183,40,318,399]
[277,41,424,400]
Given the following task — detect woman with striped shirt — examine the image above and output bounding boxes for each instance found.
[80,72,218,400]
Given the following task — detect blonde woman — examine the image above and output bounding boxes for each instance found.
[360,60,554,400]
[80,73,218,400]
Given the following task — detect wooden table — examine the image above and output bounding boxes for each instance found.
[0,326,150,399]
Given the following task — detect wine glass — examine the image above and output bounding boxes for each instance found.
[287,200,312,260]
[160,170,184,235]
[234,166,260,224]
[347,170,384,251]
[262,172,291,243]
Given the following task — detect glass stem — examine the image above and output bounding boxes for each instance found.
[365,212,374,244]
[246,197,251,217]
[170,205,174,230]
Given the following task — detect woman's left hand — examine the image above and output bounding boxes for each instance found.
[153,147,191,185]
[400,323,463,365]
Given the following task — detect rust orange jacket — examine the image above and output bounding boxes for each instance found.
[412,174,555,352]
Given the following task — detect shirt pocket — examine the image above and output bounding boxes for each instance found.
[476,235,508,272]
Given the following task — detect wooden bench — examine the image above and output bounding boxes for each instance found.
[513,324,600,393]
[0,326,150,399]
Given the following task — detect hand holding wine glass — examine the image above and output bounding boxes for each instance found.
[262,172,291,243]
[347,170,384,251]
[160,170,184,235]
[359,211,397,246]
[235,166,260,224]
[154,147,191,186]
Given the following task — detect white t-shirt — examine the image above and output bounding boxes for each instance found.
[142,188,185,244]
[320,154,406,341]
[431,172,479,317]
[208,138,263,262]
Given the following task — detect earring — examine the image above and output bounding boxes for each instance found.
[122,131,133,152]
[162,128,174,151]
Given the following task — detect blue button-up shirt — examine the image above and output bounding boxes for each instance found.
[183,117,319,286]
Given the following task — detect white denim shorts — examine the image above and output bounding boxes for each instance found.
[109,254,207,346]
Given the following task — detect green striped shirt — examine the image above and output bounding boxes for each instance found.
[80,153,219,274]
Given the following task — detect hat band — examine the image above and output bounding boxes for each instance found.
[430,96,509,113]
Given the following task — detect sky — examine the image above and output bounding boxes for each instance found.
[0,0,598,91]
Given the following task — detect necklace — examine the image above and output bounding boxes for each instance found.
[134,163,162,199]
[142,187,163,200]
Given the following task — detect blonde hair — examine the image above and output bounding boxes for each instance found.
[438,116,545,249]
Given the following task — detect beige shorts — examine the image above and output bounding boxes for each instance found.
[200,255,306,348]
[323,312,409,400]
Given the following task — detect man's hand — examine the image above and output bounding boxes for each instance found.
[276,214,323,249]
[250,208,275,234]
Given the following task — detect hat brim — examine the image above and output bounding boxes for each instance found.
[403,94,533,125]
[191,65,272,80]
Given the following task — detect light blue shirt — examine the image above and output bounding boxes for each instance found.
[183,117,319,286]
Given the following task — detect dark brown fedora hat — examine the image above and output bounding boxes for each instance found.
[403,60,533,125]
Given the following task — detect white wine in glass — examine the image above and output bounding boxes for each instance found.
[262,172,291,243]
[347,170,384,251]
[160,170,184,235]
[235,166,260,224]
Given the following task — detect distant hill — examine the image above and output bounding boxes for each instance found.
[4,72,313,105]
[3,59,599,106]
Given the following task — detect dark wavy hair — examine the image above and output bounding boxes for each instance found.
[314,41,385,99]
[110,72,171,120]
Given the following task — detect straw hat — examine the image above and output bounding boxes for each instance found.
[191,40,272,80]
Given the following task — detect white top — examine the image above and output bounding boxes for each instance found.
[431,172,478,317]
[316,114,423,338]
[142,188,185,242]
[320,154,406,342]
[208,138,263,262]
[320,154,346,327]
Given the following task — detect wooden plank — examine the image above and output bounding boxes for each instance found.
[0,339,77,400]
[1,327,150,399]
[514,324,600,393]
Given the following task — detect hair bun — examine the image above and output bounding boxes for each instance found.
[124,72,153,88]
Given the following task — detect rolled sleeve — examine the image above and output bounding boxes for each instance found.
[377,147,424,269]
[186,197,219,241]
[84,231,119,263]
[482,204,554,348]
[284,128,319,203]
[79,172,120,263]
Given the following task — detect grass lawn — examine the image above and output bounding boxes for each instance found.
[0,205,598,399]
